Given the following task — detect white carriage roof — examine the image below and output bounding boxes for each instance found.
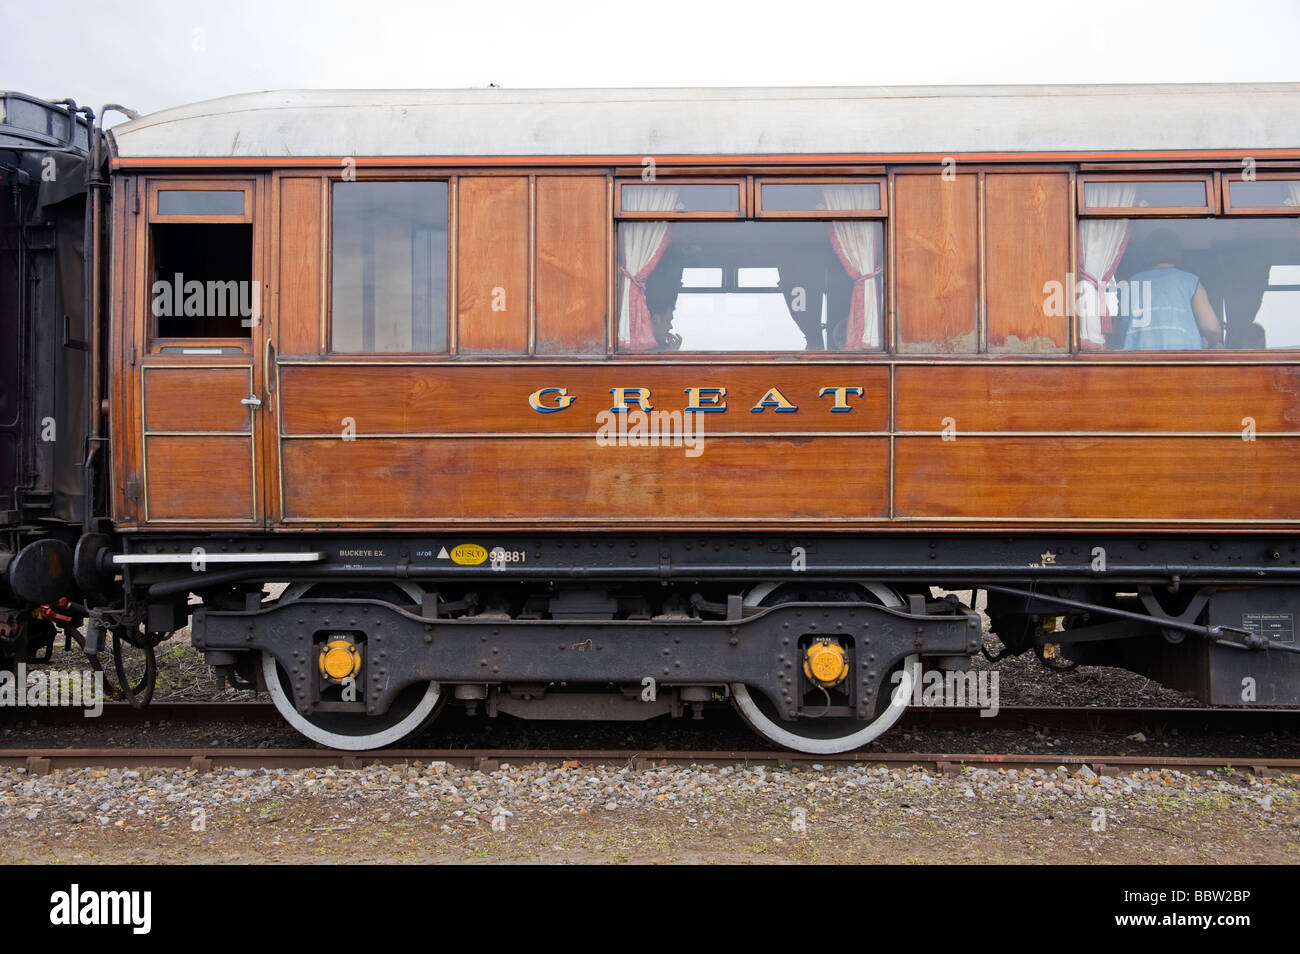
[109,84,1300,159]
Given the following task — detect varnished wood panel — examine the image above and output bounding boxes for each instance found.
[281,436,889,521]
[985,173,1069,353]
[144,367,251,433]
[895,174,978,353]
[278,177,322,356]
[896,364,1300,433]
[457,176,529,353]
[279,364,889,435]
[145,436,254,521]
[111,175,141,525]
[895,437,1300,521]
[536,176,607,354]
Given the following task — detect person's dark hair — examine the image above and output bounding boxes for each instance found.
[645,259,682,315]
[1146,228,1182,267]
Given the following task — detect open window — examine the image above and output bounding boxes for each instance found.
[615,178,885,353]
[146,180,255,352]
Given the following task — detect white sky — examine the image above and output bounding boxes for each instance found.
[3,0,1300,124]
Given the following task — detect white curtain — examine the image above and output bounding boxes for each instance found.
[617,186,679,350]
[1078,183,1137,349]
[823,186,882,350]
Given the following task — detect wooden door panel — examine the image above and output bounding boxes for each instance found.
[278,177,323,356]
[895,174,978,353]
[985,173,1069,353]
[142,364,256,522]
[536,176,607,354]
[145,436,255,521]
[457,177,529,353]
[144,367,252,432]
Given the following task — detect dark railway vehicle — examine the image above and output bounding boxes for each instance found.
[4,85,1300,752]
[1,93,99,668]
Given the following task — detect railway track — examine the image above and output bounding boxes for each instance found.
[3,746,1298,775]
[2,703,1296,775]
[3,704,1294,774]
[2,701,1297,733]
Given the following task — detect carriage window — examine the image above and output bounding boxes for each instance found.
[1081,178,1212,213]
[150,224,254,339]
[330,180,449,353]
[759,182,882,215]
[619,182,742,216]
[157,190,245,216]
[1226,178,1300,213]
[1078,217,1300,351]
[616,217,884,352]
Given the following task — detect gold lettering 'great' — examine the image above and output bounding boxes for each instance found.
[527,386,864,414]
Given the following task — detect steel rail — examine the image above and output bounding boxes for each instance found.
[4,747,1298,776]
[1,702,1297,732]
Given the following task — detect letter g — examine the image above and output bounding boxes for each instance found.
[529,387,576,413]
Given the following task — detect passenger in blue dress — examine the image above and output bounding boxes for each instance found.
[1122,229,1222,350]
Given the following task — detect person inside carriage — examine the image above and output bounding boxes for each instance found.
[644,251,685,351]
[1121,228,1223,350]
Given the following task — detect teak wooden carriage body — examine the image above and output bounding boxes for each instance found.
[71,85,1300,751]
[105,87,1300,535]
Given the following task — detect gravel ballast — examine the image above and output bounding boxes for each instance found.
[1,759,1294,863]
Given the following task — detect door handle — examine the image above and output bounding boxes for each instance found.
[241,395,263,409]
[265,337,276,394]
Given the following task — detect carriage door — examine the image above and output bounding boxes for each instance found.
[137,177,268,527]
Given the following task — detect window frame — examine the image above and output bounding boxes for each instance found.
[325,175,454,356]
[144,177,257,354]
[1222,172,1300,216]
[754,176,888,220]
[1076,171,1300,354]
[1077,172,1218,217]
[613,175,888,355]
[614,177,747,220]
[147,179,253,224]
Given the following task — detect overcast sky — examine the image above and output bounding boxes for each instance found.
[5,0,1300,124]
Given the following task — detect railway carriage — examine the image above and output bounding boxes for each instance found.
[4,84,1300,752]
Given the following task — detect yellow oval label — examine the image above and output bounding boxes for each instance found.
[450,544,488,566]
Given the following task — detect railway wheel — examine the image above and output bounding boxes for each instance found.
[262,654,443,751]
[730,582,918,755]
[260,584,444,750]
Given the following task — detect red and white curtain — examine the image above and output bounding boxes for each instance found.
[1078,182,1137,349]
[823,187,882,351]
[617,187,679,351]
